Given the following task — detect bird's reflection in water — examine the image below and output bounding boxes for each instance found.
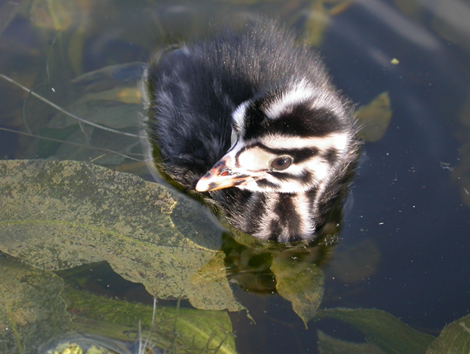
[220,201,345,296]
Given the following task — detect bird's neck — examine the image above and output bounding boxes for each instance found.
[217,188,327,242]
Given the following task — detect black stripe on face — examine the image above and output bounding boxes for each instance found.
[258,144,319,164]
[260,143,318,163]
[286,147,318,164]
[268,171,314,185]
[322,148,339,165]
[255,179,279,189]
[235,142,318,168]
[243,101,345,141]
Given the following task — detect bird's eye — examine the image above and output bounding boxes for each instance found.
[271,156,293,170]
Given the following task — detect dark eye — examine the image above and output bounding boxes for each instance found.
[271,156,293,170]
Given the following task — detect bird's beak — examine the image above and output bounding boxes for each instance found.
[195,157,250,192]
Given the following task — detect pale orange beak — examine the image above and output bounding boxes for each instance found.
[195,158,250,192]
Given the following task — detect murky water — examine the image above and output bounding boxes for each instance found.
[1,1,470,353]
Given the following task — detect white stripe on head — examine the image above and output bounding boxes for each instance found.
[260,132,351,155]
[232,100,250,132]
[264,79,316,119]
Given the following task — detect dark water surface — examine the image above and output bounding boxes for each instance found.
[1,1,470,353]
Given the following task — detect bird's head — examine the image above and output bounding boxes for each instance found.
[195,80,356,194]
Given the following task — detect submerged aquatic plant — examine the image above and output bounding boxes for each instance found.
[43,298,161,354]
[43,297,230,354]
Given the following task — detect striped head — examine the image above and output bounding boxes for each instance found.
[195,80,356,194]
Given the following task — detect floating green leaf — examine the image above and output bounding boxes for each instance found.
[426,313,470,354]
[0,159,242,312]
[302,0,330,47]
[356,92,392,142]
[60,286,237,354]
[0,255,70,354]
[317,329,387,354]
[316,308,435,354]
[191,250,243,311]
[0,254,236,354]
[271,253,324,328]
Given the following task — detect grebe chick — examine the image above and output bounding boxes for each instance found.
[146,20,358,242]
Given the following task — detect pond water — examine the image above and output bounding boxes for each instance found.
[1,0,470,353]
